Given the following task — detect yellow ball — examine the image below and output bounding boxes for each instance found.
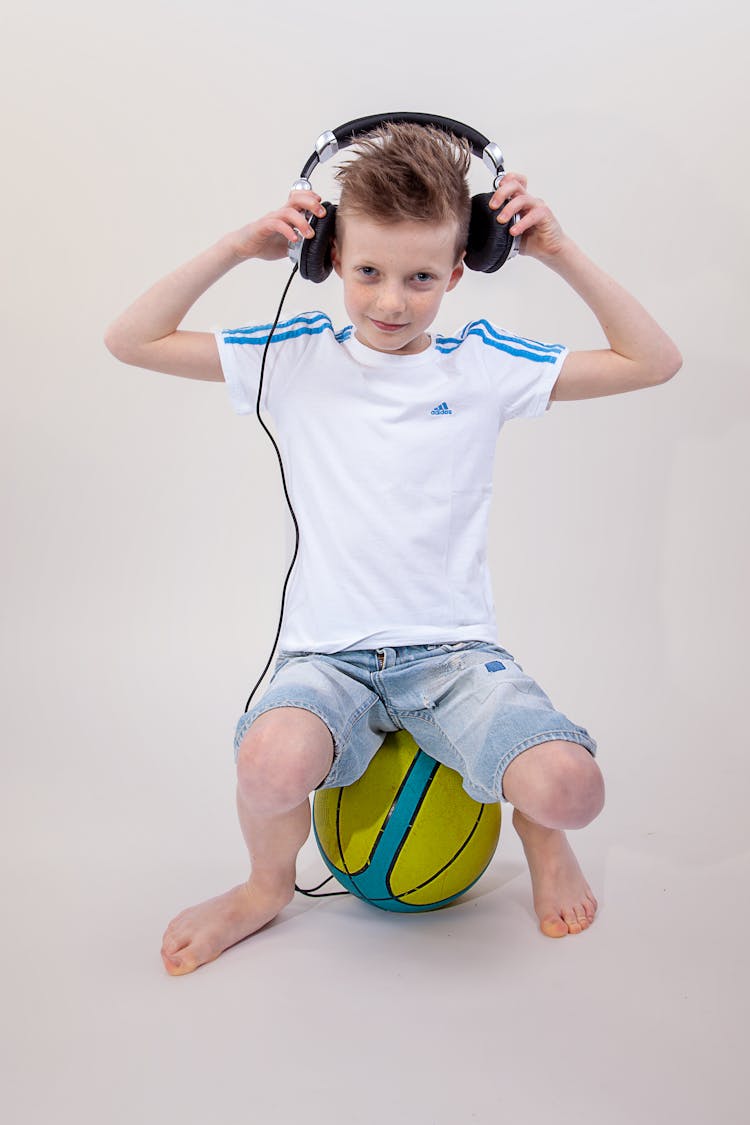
[313,730,501,912]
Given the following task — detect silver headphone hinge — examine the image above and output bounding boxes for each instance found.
[315,131,339,164]
[482,142,505,179]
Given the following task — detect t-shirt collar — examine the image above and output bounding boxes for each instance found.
[342,331,437,368]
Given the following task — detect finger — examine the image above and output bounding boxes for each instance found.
[270,216,310,243]
[489,172,529,211]
[278,205,319,239]
[287,189,326,217]
[490,192,529,223]
[507,203,550,236]
[284,200,328,239]
[504,171,528,190]
[493,192,538,225]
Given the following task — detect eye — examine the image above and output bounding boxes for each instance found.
[413,272,434,283]
[357,266,377,278]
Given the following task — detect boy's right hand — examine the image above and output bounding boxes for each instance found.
[230,190,328,262]
[105,191,328,383]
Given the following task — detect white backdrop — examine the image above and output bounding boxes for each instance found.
[2,2,748,1122]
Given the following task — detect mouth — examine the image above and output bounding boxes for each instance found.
[370,319,408,333]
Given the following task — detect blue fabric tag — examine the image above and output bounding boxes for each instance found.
[485,661,506,672]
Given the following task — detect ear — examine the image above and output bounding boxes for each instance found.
[330,239,342,278]
[446,259,464,292]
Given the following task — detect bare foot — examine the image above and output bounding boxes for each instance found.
[512,808,598,938]
[161,879,293,975]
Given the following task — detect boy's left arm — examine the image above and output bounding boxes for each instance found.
[490,175,682,400]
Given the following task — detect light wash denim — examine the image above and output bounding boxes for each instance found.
[233,642,597,802]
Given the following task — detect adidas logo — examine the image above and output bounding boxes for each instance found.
[430,401,453,415]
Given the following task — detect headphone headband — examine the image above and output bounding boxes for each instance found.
[298,111,507,185]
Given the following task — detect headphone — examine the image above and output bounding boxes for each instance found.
[287,111,520,283]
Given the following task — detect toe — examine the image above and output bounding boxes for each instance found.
[161,949,185,974]
[563,908,584,934]
[164,958,192,976]
[540,914,569,939]
[162,933,188,958]
[161,942,201,975]
[161,929,194,974]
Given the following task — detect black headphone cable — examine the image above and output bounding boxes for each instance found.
[243,263,300,714]
[242,261,348,899]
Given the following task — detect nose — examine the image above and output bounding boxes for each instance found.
[376,282,406,318]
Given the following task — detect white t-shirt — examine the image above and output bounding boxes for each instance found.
[216,312,567,653]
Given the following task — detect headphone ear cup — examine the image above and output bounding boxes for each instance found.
[299,202,337,283]
[464,193,515,273]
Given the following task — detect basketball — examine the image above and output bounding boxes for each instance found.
[312,730,501,912]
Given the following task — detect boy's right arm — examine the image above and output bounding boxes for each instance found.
[103,191,327,381]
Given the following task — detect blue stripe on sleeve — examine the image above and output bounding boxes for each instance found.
[435,320,564,362]
[221,312,334,346]
[470,319,565,354]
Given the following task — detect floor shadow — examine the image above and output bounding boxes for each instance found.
[457,860,525,903]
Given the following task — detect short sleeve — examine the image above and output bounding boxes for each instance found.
[443,320,567,420]
[215,311,336,416]
[499,335,567,419]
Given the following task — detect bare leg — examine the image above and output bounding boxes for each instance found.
[161,708,334,975]
[502,740,604,938]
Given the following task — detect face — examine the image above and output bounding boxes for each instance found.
[330,213,464,355]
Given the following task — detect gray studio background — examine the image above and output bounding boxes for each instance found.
[2,1,747,1123]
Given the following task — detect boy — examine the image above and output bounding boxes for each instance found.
[105,123,681,976]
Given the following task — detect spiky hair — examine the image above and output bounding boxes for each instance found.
[334,123,472,261]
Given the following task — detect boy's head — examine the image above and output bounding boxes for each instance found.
[330,123,470,356]
[334,123,472,264]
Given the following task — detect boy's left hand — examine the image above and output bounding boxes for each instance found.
[489,173,565,260]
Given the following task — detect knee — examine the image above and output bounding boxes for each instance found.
[505,741,605,830]
[542,746,605,829]
[237,727,308,815]
[236,712,333,815]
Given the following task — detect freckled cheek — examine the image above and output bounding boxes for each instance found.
[342,285,368,319]
[348,285,374,314]
[414,295,442,323]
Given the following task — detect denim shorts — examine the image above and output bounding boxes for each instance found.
[233,642,597,803]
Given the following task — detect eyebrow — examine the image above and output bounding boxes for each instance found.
[350,256,445,274]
